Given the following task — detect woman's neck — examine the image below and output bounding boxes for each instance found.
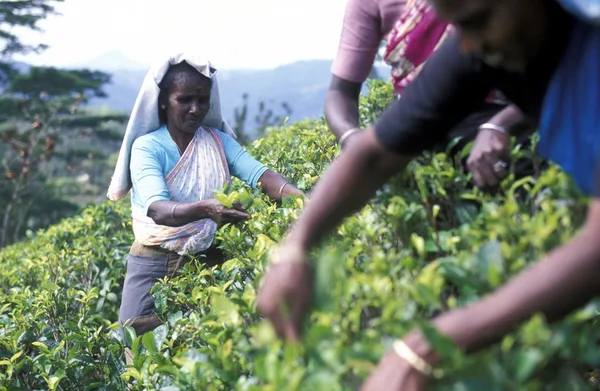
[166,125,195,153]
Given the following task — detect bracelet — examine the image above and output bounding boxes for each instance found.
[339,127,361,146]
[170,203,180,224]
[479,123,508,135]
[278,182,290,197]
[268,244,308,265]
[392,339,443,379]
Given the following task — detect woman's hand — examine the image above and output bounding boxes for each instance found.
[467,104,531,188]
[361,350,427,391]
[200,199,251,227]
[256,245,313,341]
[467,128,510,188]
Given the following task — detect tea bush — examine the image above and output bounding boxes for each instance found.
[1,80,599,390]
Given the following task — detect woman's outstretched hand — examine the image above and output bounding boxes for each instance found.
[256,244,313,341]
[201,199,251,227]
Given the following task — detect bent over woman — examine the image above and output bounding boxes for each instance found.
[328,0,539,188]
[107,53,303,341]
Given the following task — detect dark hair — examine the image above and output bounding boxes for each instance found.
[157,61,211,124]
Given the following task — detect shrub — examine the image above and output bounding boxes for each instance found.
[1,80,599,390]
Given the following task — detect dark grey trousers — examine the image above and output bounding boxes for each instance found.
[118,242,224,337]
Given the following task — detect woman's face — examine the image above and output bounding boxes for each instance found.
[432,0,549,72]
[163,72,211,134]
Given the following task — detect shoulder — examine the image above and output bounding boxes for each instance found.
[206,127,237,145]
[132,126,168,152]
[344,0,378,19]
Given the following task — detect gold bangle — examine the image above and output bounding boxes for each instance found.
[339,127,361,146]
[392,339,443,379]
[278,182,290,197]
[268,244,307,265]
[170,203,180,224]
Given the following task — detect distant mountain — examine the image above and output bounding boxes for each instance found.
[84,59,336,126]
[7,52,390,137]
[70,51,147,72]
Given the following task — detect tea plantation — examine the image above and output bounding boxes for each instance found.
[1,81,599,390]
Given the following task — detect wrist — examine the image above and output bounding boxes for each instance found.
[478,122,509,136]
[192,200,211,220]
[402,330,440,367]
[339,127,361,148]
[278,181,291,198]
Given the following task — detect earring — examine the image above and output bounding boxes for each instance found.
[160,105,166,109]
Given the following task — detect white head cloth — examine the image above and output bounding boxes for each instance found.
[107,52,235,201]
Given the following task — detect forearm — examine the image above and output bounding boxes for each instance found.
[486,104,533,136]
[325,90,360,139]
[285,128,410,250]
[324,76,362,140]
[147,200,209,227]
[258,169,304,202]
[407,225,600,364]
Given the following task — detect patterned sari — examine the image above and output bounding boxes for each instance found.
[383,0,506,104]
[131,127,231,255]
[383,0,451,95]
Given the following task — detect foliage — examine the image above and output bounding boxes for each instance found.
[1,79,599,390]
[0,64,128,247]
[0,0,64,57]
[0,1,129,248]
[0,201,132,390]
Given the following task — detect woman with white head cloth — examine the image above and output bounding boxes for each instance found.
[107,53,303,341]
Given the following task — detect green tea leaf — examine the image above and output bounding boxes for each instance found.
[40,282,60,291]
[215,193,233,208]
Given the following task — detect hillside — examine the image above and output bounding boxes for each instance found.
[85,60,333,127]
[0,79,597,390]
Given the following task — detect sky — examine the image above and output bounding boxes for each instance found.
[13,0,349,70]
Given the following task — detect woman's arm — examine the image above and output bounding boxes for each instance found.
[256,129,410,340]
[219,132,303,202]
[326,0,384,146]
[257,170,305,202]
[324,76,363,144]
[147,199,250,227]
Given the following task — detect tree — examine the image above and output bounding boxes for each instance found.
[233,93,293,146]
[0,0,64,57]
[0,0,130,248]
[0,66,127,246]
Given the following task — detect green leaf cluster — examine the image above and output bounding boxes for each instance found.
[0,80,598,390]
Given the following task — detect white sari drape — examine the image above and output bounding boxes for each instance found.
[131,127,231,255]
